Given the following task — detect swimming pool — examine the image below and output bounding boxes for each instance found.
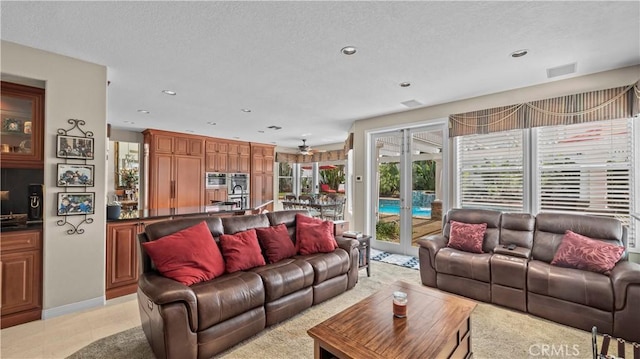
[379,198,432,217]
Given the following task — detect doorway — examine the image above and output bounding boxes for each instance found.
[369,124,447,256]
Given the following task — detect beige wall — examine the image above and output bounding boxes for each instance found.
[1,41,108,315]
[351,65,640,233]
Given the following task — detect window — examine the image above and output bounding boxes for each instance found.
[455,118,636,249]
[278,162,293,198]
[456,129,524,212]
[535,118,633,219]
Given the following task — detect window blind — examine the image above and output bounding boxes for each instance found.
[536,119,633,228]
[457,129,524,212]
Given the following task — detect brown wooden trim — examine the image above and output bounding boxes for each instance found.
[0,308,42,329]
[106,283,138,300]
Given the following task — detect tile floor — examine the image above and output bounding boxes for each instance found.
[1,294,140,359]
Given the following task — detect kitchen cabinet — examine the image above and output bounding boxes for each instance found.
[228,142,251,173]
[205,140,229,172]
[251,144,275,211]
[106,219,164,299]
[205,188,227,204]
[144,130,204,209]
[0,229,42,328]
[0,82,45,169]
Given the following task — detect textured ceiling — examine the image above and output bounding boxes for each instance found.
[1,1,639,149]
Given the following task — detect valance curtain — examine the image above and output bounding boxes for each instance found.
[449,81,640,137]
[275,149,347,164]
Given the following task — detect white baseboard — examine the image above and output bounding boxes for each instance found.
[42,296,105,320]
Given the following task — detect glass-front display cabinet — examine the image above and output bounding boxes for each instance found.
[0,81,44,168]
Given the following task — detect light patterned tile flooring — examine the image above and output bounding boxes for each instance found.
[1,294,140,359]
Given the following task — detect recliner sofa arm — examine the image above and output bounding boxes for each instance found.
[335,237,359,252]
[610,261,640,310]
[139,272,199,331]
[417,235,447,266]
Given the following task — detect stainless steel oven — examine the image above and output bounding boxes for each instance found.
[228,173,250,195]
[205,172,227,189]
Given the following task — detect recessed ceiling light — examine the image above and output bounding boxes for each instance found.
[123,120,136,124]
[185,130,194,133]
[258,130,265,133]
[137,109,150,114]
[510,49,528,58]
[241,109,252,113]
[271,142,277,144]
[400,82,411,87]
[341,46,357,55]
[233,136,240,139]
[207,121,217,125]
[162,90,177,96]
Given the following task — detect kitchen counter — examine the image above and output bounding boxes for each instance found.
[107,200,274,222]
[0,221,43,233]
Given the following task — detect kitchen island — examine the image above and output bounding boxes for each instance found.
[105,200,273,299]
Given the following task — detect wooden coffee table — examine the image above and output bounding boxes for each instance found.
[307,281,477,359]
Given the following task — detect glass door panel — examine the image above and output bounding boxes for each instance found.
[409,128,444,250]
[373,130,405,249]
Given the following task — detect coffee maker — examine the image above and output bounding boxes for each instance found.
[28,184,43,221]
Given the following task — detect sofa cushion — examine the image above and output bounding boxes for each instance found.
[255,224,297,263]
[527,260,613,311]
[551,230,624,274]
[219,229,266,273]
[434,247,492,283]
[297,249,350,285]
[141,221,225,286]
[447,220,487,254]
[191,271,265,331]
[444,209,501,253]
[250,258,314,302]
[295,214,337,255]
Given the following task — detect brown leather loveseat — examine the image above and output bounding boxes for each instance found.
[419,208,640,343]
[137,210,360,359]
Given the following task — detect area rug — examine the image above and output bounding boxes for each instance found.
[68,261,598,359]
[371,248,420,270]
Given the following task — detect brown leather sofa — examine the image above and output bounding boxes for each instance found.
[419,208,640,342]
[137,210,360,359]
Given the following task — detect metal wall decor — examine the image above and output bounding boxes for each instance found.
[56,119,95,234]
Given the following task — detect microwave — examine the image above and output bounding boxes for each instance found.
[205,172,227,189]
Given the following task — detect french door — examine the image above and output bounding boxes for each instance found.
[369,124,447,256]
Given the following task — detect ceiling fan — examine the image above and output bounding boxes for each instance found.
[298,139,313,155]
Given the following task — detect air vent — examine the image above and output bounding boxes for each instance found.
[267,125,282,130]
[547,63,577,78]
[401,99,423,108]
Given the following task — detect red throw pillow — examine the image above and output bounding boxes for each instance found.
[295,214,337,255]
[219,229,266,273]
[141,221,225,286]
[551,230,625,274]
[255,224,297,263]
[447,220,487,254]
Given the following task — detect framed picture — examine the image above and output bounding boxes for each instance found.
[2,118,22,133]
[56,135,94,160]
[57,164,95,187]
[57,192,95,216]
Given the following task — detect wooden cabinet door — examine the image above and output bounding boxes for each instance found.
[189,139,204,156]
[217,142,228,154]
[238,155,250,173]
[228,143,238,155]
[253,174,264,206]
[0,82,45,168]
[215,152,228,172]
[105,222,139,297]
[174,155,203,208]
[1,250,41,316]
[205,141,216,153]
[227,153,239,172]
[264,174,274,201]
[150,154,173,209]
[238,144,251,156]
[154,134,173,154]
[264,155,274,174]
[253,154,264,173]
[174,137,189,155]
[205,153,216,172]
